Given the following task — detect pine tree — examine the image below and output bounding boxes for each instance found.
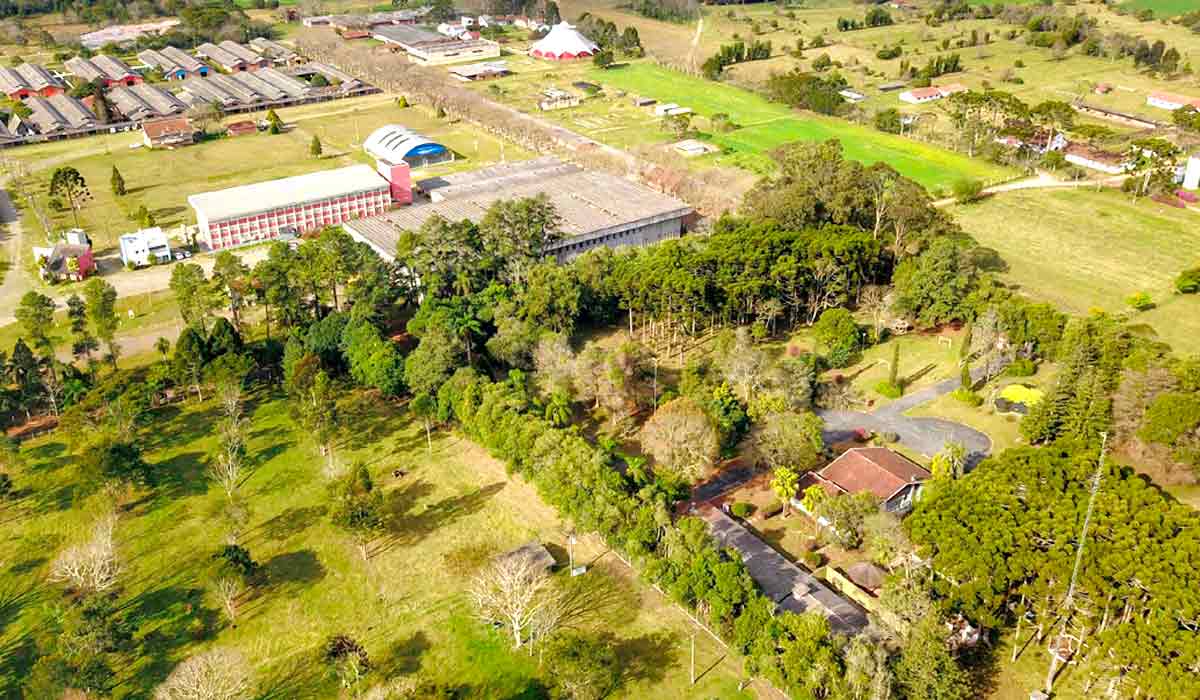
[396,95,408,108]
[959,323,973,360]
[959,362,972,390]
[110,165,125,196]
[889,342,900,387]
[309,134,322,158]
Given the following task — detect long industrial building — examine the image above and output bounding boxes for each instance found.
[345,157,692,261]
[65,55,141,87]
[371,24,500,65]
[107,83,188,121]
[138,46,210,80]
[25,94,96,133]
[188,164,393,250]
[178,68,311,109]
[0,63,64,99]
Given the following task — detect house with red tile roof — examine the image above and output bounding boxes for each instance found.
[794,447,931,515]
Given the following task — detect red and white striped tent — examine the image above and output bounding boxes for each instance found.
[529,22,599,60]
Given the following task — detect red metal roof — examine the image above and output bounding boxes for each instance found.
[143,115,192,139]
[817,447,930,502]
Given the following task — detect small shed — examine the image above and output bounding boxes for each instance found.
[226,120,257,137]
[143,115,194,148]
[845,562,887,594]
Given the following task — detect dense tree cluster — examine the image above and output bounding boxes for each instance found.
[907,445,1200,696]
[702,39,772,79]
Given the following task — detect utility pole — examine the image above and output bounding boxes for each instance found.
[690,633,696,686]
[1044,432,1108,696]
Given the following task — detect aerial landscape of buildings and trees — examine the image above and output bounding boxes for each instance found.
[0,0,1198,698]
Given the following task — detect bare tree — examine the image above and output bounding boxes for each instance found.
[639,397,720,481]
[469,553,555,649]
[533,333,576,398]
[718,328,770,401]
[50,512,120,595]
[213,576,244,627]
[861,285,892,341]
[154,648,253,700]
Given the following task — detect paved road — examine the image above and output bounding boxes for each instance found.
[817,366,997,467]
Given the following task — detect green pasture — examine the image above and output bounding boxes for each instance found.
[950,188,1200,354]
[0,391,749,698]
[1118,0,1196,16]
[584,62,1012,189]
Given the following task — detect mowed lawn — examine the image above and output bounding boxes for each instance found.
[0,392,749,698]
[584,63,1012,190]
[13,96,532,255]
[951,188,1200,354]
[1118,0,1195,16]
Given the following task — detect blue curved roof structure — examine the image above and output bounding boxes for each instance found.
[364,124,448,164]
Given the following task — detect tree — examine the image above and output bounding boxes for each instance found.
[211,251,250,329]
[170,263,220,332]
[753,410,824,473]
[49,512,120,595]
[310,134,323,158]
[1125,137,1180,198]
[545,0,560,25]
[110,165,125,196]
[8,339,43,420]
[173,327,209,401]
[663,112,692,138]
[86,439,155,487]
[771,466,800,515]
[592,48,614,69]
[155,336,171,360]
[951,178,983,204]
[479,195,562,286]
[410,393,436,454]
[299,370,340,475]
[895,617,970,700]
[67,293,98,367]
[813,308,861,368]
[15,291,56,359]
[929,441,967,479]
[153,648,253,700]
[470,551,553,649]
[543,632,620,700]
[404,325,462,398]
[49,166,90,227]
[893,239,978,326]
[207,317,244,359]
[329,463,386,560]
[323,635,371,693]
[813,492,879,548]
[83,278,120,369]
[639,397,720,481]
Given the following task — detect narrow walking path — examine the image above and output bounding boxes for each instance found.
[933,171,1129,208]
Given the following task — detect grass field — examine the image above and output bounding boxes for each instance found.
[581,62,1012,190]
[1118,0,1196,17]
[950,188,1200,354]
[11,96,533,255]
[0,390,750,698]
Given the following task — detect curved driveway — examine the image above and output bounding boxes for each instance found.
[817,370,994,468]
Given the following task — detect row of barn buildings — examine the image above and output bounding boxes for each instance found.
[0,42,372,143]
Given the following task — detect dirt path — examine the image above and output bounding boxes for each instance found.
[934,171,1130,207]
[0,187,33,324]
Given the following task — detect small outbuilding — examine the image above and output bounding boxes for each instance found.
[363,124,452,168]
[143,115,194,148]
[119,226,172,267]
[496,542,556,572]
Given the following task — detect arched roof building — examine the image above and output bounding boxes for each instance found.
[363,124,452,168]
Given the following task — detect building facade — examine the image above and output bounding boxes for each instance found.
[189,165,393,250]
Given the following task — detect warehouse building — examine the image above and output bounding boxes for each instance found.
[25,94,96,133]
[363,124,452,169]
[286,62,361,90]
[178,69,310,109]
[344,157,692,262]
[372,24,500,65]
[195,42,269,72]
[107,83,188,121]
[0,64,65,99]
[188,164,393,250]
[65,55,141,87]
[138,46,210,80]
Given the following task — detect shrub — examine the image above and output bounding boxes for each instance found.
[879,431,900,444]
[761,500,784,519]
[801,550,823,569]
[1125,291,1155,311]
[874,380,903,399]
[952,388,983,406]
[730,502,754,519]
[1006,358,1037,377]
[999,384,1044,407]
[952,178,985,203]
[1175,267,1200,294]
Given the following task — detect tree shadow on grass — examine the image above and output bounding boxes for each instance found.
[0,630,36,698]
[23,440,68,472]
[373,481,504,555]
[152,451,210,500]
[255,653,330,700]
[338,397,404,448]
[253,440,296,468]
[254,504,328,542]
[377,630,430,677]
[616,631,679,686]
[140,405,222,454]
[0,584,40,636]
[262,549,326,591]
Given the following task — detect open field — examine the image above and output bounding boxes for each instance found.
[478,56,1011,190]
[10,95,534,255]
[0,391,750,698]
[949,188,1200,354]
[1118,0,1196,17]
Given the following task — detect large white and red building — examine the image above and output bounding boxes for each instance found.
[529,22,599,60]
[188,164,399,250]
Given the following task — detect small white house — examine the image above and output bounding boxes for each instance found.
[1146,91,1200,111]
[839,89,866,103]
[460,16,475,27]
[653,102,680,117]
[119,226,172,267]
